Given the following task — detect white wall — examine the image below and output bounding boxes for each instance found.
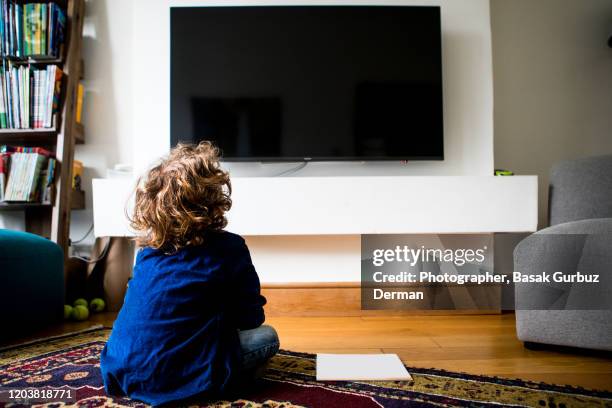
[490,0,612,303]
[132,0,494,177]
[70,0,135,249]
[2,0,495,283]
[127,0,494,282]
[491,0,612,228]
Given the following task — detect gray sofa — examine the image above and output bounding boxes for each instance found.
[514,155,612,351]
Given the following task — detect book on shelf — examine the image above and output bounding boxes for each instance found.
[75,81,83,123]
[0,144,56,203]
[0,149,8,201]
[1,1,66,59]
[0,62,62,129]
[72,158,82,189]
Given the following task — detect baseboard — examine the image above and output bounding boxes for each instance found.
[262,282,501,317]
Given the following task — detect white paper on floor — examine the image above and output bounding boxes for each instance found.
[315,353,412,381]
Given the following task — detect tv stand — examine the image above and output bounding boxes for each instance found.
[92,175,537,315]
[227,176,537,235]
[93,175,537,236]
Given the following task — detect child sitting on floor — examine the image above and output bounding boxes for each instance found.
[100,142,279,405]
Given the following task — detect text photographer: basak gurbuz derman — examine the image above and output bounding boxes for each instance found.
[370,271,600,285]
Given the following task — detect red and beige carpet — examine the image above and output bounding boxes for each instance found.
[0,327,610,407]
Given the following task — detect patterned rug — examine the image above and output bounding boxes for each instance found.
[0,328,610,408]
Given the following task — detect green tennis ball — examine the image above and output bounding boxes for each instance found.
[71,305,89,321]
[64,305,73,320]
[89,298,106,312]
[73,298,88,308]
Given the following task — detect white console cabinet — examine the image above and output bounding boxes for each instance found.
[93,176,537,237]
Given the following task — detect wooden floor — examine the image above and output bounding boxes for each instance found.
[4,313,612,391]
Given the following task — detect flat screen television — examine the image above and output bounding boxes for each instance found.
[170,6,443,161]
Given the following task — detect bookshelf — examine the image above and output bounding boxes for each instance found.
[0,0,85,258]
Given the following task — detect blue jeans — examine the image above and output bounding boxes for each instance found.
[238,325,280,376]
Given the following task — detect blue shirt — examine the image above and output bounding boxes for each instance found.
[100,231,266,405]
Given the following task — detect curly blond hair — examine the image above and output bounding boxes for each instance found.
[130,141,232,253]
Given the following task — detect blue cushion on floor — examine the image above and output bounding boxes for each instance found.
[0,229,64,341]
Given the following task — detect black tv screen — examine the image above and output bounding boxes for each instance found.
[170,6,443,161]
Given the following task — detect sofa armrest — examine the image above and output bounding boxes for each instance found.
[513,218,612,310]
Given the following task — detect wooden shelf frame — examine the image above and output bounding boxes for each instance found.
[51,0,86,254]
[0,0,86,257]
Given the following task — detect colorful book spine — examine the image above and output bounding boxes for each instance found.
[4,151,20,200]
[47,3,53,56]
[0,0,4,56]
[0,152,7,201]
[76,82,84,123]
[14,0,20,56]
[18,65,25,127]
[31,68,36,127]
[7,3,13,55]
[9,65,18,127]
[0,63,62,129]
[24,3,32,56]
[0,70,6,128]
[22,65,29,126]
[15,145,53,156]
[3,149,55,202]
[48,65,61,127]
[51,4,65,57]
[40,4,46,57]
[1,1,6,55]
[39,67,46,127]
[41,157,55,203]
[34,3,40,55]
[0,2,65,58]
[3,65,11,128]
